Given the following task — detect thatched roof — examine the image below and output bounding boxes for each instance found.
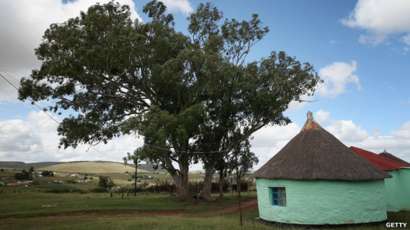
[254,112,388,181]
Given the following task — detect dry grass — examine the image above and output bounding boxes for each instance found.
[39,161,149,174]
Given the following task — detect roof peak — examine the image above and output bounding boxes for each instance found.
[307,111,313,120]
[303,111,320,130]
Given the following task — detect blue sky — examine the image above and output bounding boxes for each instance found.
[0,0,410,163]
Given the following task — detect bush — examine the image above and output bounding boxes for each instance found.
[41,170,54,177]
[15,170,32,180]
[98,176,114,191]
[0,181,6,187]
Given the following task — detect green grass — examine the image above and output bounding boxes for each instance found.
[0,190,255,218]
[0,191,266,230]
[0,190,257,229]
[0,215,272,230]
[0,188,409,230]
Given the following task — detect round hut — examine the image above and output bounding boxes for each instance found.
[254,112,389,225]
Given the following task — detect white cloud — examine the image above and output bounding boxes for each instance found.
[315,109,331,125]
[161,0,193,14]
[287,95,313,112]
[250,123,301,168]
[0,0,141,101]
[319,111,410,162]
[286,61,361,112]
[401,34,410,46]
[326,120,368,142]
[0,111,142,162]
[392,121,410,138]
[317,61,360,98]
[342,0,410,45]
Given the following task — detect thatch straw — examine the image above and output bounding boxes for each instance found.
[254,112,388,181]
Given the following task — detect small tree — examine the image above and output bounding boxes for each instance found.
[123,151,141,196]
[98,176,115,194]
[229,140,258,226]
[15,167,34,180]
[41,170,54,177]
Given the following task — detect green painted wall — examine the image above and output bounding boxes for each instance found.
[385,169,410,211]
[256,179,387,225]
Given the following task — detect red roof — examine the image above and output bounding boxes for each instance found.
[379,152,410,167]
[350,146,407,171]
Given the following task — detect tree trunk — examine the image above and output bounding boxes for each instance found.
[237,170,243,226]
[218,169,225,198]
[172,164,191,200]
[134,164,138,196]
[199,167,214,200]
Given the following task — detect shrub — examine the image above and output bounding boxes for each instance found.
[41,170,54,177]
[98,176,114,191]
[15,170,32,180]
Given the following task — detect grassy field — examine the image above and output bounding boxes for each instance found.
[1,163,409,230]
[39,161,150,174]
[0,190,409,230]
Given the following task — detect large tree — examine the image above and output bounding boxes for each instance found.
[19,1,319,200]
[187,3,320,199]
[19,1,204,199]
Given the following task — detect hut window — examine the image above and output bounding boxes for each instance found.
[270,187,286,206]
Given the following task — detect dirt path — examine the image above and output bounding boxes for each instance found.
[204,199,257,216]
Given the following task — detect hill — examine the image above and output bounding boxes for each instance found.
[0,161,158,174]
[38,161,150,174]
[0,161,27,169]
[0,161,63,169]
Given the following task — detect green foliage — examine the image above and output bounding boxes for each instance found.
[15,169,33,180]
[40,170,54,177]
[18,0,320,199]
[188,3,319,192]
[98,176,114,190]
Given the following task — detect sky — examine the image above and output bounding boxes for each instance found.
[0,0,410,168]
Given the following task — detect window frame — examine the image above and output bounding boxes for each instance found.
[270,187,286,207]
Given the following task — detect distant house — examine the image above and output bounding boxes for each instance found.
[351,147,410,212]
[254,112,389,225]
